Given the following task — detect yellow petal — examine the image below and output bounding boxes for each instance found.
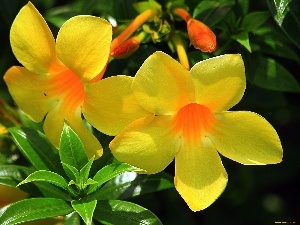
[56,16,112,82]
[10,2,56,75]
[210,111,283,164]
[43,105,64,149]
[3,66,55,122]
[190,54,245,112]
[66,108,103,159]
[175,139,228,211]
[43,106,102,159]
[110,115,178,174]
[132,51,193,115]
[83,76,150,136]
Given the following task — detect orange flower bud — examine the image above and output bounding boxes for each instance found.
[111,37,140,59]
[187,19,216,53]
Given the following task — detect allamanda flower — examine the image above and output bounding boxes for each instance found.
[4,2,146,158]
[110,52,283,211]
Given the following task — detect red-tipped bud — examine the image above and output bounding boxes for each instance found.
[111,37,140,59]
[187,19,216,53]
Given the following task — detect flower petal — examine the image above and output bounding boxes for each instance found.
[110,115,178,174]
[210,111,283,164]
[175,139,228,211]
[4,66,55,122]
[43,105,64,149]
[83,76,150,136]
[56,16,112,82]
[132,51,193,115]
[10,2,56,75]
[67,108,103,159]
[44,106,103,158]
[190,54,245,112]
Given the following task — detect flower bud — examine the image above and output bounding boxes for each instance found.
[187,19,216,53]
[111,37,140,59]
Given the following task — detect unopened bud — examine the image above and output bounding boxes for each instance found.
[187,19,216,53]
[111,37,140,59]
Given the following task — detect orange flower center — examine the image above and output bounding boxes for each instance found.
[48,68,85,112]
[173,103,215,143]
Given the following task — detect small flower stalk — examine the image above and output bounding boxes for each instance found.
[174,8,217,53]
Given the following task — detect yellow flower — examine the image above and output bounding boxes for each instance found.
[109,52,283,211]
[4,2,146,158]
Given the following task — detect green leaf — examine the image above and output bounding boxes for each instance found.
[91,172,174,200]
[8,127,64,175]
[87,163,144,194]
[267,0,300,49]
[94,200,162,225]
[62,162,80,182]
[0,198,73,225]
[251,56,300,92]
[270,0,291,25]
[0,165,39,194]
[193,0,235,26]
[71,199,97,225]
[18,170,69,192]
[0,165,35,187]
[232,32,252,52]
[64,212,81,225]
[241,11,271,32]
[79,156,95,186]
[0,166,71,200]
[33,182,72,200]
[59,123,88,174]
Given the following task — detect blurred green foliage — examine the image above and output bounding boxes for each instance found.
[1,0,299,224]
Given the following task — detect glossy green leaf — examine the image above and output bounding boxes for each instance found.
[79,156,95,185]
[0,198,73,225]
[94,200,162,225]
[193,0,235,26]
[241,11,270,32]
[271,0,291,24]
[33,182,72,200]
[8,127,64,175]
[252,56,300,92]
[88,163,144,194]
[18,170,69,192]
[267,0,300,49]
[0,165,38,194]
[91,172,174,200]
[64,212,81,225]
[0,165,34,187]
[232,32,252,52]
[71,199,97,225]
[59,124,88,173]
[62,162,80,182]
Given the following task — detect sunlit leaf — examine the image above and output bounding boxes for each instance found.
[18,170,69,192]
[59,124,88,173]
[8,127,64,175]
[71,199,97,225]
[79,156,95,185]
[0,198,73,225]
[92,172,174,200]
[232,32,252,52]
[267,0,300,49]
[64,212,81,225]
[0,165,37,194]
[94,200,162,225]
[88,163,144,194]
